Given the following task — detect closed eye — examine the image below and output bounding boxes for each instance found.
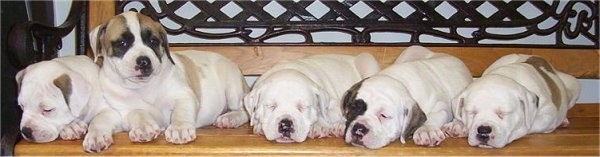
[297,104,306,113]
[42,107,55,116]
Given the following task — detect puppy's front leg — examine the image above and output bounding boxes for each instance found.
[441,120,467,138]
[413,102,451,147]
[127,109,161,142]
[60,119,88,140]
[165,97,197,144]
[83,108,122,153]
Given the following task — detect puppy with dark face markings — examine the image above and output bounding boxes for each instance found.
[442,54,580,148]
[342,46,473,149]
[16,56,120,152]
[87,11,249,152]
[244,53,380,143]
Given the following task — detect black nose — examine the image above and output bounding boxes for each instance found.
[21,127,34,141]
[278,119,294,137]
[476,126,492,142]
[351,123,369,139]
[477,126,492,134]
[135,56,153,75]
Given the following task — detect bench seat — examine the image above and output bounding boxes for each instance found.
[15,104,599,156]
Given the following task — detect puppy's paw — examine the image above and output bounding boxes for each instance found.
[214,110,248,128]
[60,119,88,140]
[83,130,113,153]
[129,122,161,143]
[560,118,570,128]
[252,123,264,135]
[329,121,346,137]
[413,125,446,147]
[165,122,196,144]
[442,121,467,138]
[308,123,329,139]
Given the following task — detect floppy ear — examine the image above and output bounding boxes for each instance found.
[451,92,467,123]
[520,89,539,129]
[53,73,92,116]
[244,86,264,126]
[89,23,107,64]
[15,69,26,89]
[313,85,331,122]
[159,29,174,64]
[399,101,427,144]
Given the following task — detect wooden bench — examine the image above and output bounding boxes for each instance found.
[7,1,600,156]
[13,103,599,156]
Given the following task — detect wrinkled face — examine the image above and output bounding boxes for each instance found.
[342,77,424,149]
[17,75,76,143]
[249,81,319,143]
[92,11,173,87]
[455,82,535,148]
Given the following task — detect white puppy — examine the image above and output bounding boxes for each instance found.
[87,11,249,152]
[342,46,473,149]
[442,54,580,148]
[244,53,380,143]
[16,55,120,152]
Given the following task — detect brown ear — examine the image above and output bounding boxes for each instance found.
[53,74,72,106]
[403,104,427,140]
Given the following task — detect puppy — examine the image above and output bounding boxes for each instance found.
[244,53,380,143]
[442,54,580,148]
[342,46,473,149]
[88,11,249,151]
[16,55,120,153]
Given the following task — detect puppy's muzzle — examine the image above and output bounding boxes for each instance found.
[135,56,153,77]
[350,123,369,145]
[476,125,492,143]
[278,119,294,138]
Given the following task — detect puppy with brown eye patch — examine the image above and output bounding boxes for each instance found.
[342,46,473,149]
[87,11,249,153]
[16,55,119,152]
[244,53,380,143]
[442,54,580,148]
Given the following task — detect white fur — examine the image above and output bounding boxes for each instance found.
[244,53,380,143]
[443,54,580,148]
[344,46,472,149]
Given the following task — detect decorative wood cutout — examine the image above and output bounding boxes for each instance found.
[117,0,598,48]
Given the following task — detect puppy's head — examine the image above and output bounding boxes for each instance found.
[452,76,538,148]
[244,70,327,143]
[16,61,92,143]
[342,76,426,149]
[89,11,173,87]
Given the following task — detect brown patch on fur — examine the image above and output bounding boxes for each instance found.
[53,74,72,106]
[524,56,561,109]
[175,54,203,98]
[137,13,174,64]
[101,15,128,57]
[404,104,427,139]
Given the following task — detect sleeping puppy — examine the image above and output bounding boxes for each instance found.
[442,54,580,148]
[244,53,380,143]
[88,11,249,151]
[16,55,121,153]
[342,46,473,149]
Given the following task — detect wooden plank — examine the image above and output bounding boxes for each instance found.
[88,1,115,29]
[14,104,599,156]
[568,104,600,118]
[170,46,599,78]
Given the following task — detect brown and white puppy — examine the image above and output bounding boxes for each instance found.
[244,53,380,143]
[442,54,580,148]
[342,46,473,149]
[87,11,249,152]
[16,56,120,152]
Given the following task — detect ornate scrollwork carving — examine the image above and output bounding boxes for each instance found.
[117,0,598,48]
